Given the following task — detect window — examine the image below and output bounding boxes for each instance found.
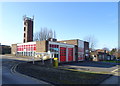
[49,44,59,52]
[17,52,19,55]
[24,27,26,31]
[85,50,88,53]
[24,22,26,25]
[24,39,25,43]
[21,52,23,55]
[55,54,58,58]
[30,52,31,56]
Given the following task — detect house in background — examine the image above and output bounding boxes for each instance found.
[0,45,11,54]
[92,49,116,61]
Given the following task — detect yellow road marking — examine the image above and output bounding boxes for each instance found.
[111,68,119,73]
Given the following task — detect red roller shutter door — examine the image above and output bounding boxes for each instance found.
[60,47,66,62]
[68,48,73,61]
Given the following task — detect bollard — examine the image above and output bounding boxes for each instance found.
[53,58,58,68]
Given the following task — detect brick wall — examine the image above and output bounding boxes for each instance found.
[11,44,17,55]
[36,41,47,52]
[23,19,33,43]
[57,39,78,45]
[27,20,33,42]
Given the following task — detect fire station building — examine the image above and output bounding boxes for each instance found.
[11,39,89,62]
[11,16,89,63]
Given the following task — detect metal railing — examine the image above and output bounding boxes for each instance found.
[32,51,55,64]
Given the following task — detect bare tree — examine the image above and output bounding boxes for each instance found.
[33,32,40,41]
[84,35,97,51]
[33,27,56,41]
[53,30,56,39]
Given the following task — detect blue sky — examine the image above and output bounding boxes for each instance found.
[0,2,118,49]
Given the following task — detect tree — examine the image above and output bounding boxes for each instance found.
[53,30,56,39]
[109,48,117,55]
[33,27,56,41]
[118,49,120,59]
[84,35,97,51]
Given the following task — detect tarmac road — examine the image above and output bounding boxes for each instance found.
[60,61,119,73]
[1,55,52,85]
[2,66,48,84]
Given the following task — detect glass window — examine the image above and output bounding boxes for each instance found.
[21,52,22,56]
[26,52,28,56]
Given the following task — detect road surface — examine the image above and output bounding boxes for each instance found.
[1,55,53,85]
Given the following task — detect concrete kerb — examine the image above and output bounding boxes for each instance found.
[62,67,113,74]
[10,62,54,85]
[59,65,115,75]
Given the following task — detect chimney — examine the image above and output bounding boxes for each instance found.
[48,38,57,42]
[104,50,106,53]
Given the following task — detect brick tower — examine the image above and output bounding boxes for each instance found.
[23,15,34,43]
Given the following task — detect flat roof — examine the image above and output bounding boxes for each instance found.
[49,41,75,47]
[58,39,85,42]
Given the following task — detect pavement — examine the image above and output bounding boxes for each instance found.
[100,75,119,85]
[1,55,38,61]
[99,66,120,85]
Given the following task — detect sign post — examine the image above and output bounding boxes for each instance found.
[48,51,53,64]
[41,54,44,64]
[32,56,34,64]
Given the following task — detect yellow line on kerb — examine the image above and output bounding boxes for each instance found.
[63,68,111,74]
[111,68,119,73]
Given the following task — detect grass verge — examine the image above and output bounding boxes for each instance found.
[103,60,120,63]
[16,61,112,85]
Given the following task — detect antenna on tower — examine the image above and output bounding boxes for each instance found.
[23,15,26,20]
[33,15,34,20]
